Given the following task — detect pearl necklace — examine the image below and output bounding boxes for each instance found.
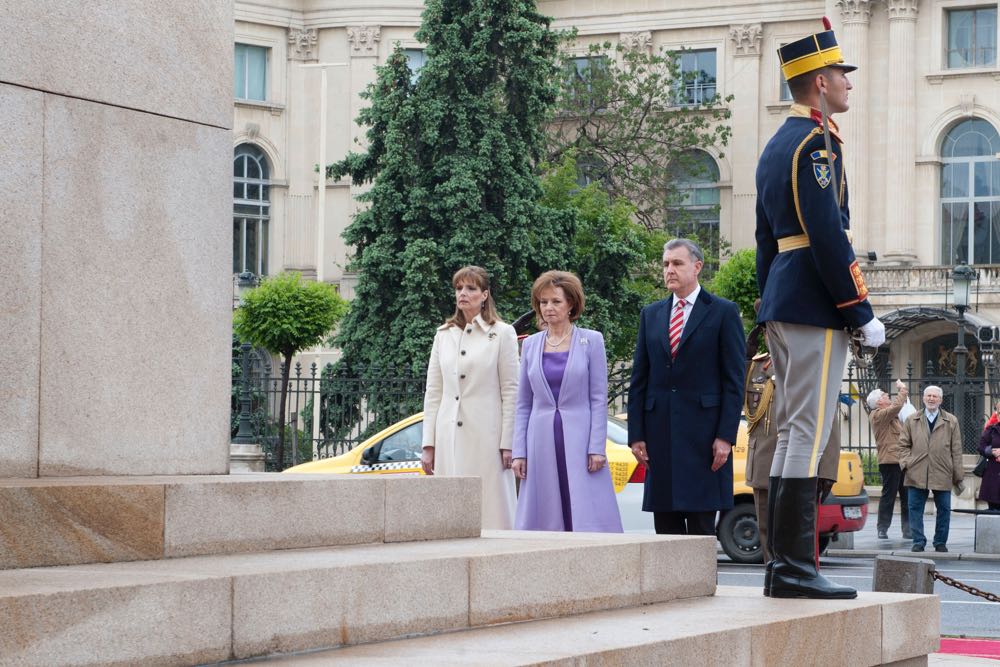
[545,327,572,347]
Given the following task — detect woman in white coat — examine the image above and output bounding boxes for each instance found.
[421,266,519,529]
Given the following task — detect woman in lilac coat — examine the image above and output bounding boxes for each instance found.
[512,271,623,532]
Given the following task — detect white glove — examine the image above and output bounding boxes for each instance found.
[858,317,885,348]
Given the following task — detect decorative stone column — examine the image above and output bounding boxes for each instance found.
[836,0,873,257]
[288,27,319,63]
[883,0,920,264]
[342,26,381,281]
[619,30,653,55]
[285,27,320,277]
[347,25,381,150]
[727,24,763,250]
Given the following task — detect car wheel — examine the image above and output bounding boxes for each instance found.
[818,536,830,555]
[717,502,763,564]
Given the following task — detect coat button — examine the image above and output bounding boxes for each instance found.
[460,374,466,379]
[461,350,466,355]
[455,396,459,400]
[466,328,472,333]
[457,421,463,427]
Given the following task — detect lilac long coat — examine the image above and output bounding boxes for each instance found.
[512,328,623,532]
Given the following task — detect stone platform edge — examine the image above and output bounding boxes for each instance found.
[0,531,716,665]
[218,585,939,666]
[0,474,481,569]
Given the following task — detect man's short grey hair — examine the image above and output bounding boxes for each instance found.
[664,238,704,263]
[866,389,885,411]
[924,385,943,398]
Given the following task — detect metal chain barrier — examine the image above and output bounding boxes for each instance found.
[932,570,1000,603]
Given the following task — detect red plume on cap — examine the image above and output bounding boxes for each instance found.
[822,16,832,30]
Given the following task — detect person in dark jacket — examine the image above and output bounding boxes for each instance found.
[978,416,1000,510]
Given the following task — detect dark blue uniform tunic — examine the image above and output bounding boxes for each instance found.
[755,106,873,330]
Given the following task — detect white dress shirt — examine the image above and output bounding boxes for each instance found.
[672,283,701,329]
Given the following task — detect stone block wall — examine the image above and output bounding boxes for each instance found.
[0,1,233,476]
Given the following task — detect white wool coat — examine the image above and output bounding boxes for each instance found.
[423,315,518,529]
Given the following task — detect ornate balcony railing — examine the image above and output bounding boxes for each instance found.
[863,265,1000,294]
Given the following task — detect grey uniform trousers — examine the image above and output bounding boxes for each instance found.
[767,321,848,479]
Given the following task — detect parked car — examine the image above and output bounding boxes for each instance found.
[603,416,868,563]
[282,413,635,492]
[720,425,868,563]
[284,413,867,563]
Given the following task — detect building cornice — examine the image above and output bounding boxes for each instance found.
[541,2,824,35]
[235,1,827,35]
[235,1,424,29]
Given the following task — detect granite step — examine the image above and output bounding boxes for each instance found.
[247,586,940,667]
[0,474,480,569]
[0,531,714,666]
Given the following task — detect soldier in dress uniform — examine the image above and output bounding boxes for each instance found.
[755,19,885,600]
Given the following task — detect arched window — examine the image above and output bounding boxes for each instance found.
[668,150,721,267]
[941,119,1000,264]
[233,144,270,276]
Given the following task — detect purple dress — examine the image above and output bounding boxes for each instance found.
[513,328,623,532]
[543,351,574,529]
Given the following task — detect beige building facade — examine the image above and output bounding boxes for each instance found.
[233,0,1000,384]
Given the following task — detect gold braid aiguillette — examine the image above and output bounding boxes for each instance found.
[744,367,774,435]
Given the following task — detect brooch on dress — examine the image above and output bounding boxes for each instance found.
[488,331,497,340]
[579,337,589,345]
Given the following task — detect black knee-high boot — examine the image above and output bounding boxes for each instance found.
[763,476,780,597]
[770,477,857,600]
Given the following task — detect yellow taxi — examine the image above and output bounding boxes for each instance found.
[284,412,637,492]
[285,412,867,563]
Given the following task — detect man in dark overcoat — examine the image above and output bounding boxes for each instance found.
[627,238,745,535]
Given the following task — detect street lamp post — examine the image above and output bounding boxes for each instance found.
[951,264,976,449]
[233,342,257,444]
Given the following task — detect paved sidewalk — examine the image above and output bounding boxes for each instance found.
[827,509,999,561]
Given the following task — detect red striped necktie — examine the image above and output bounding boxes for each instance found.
[669,298,686,359]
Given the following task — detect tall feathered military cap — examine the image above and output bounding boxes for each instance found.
[778,17,857,81]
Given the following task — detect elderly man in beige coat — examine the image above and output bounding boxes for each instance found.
[898,385,964,553]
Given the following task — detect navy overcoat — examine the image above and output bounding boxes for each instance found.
[627,289,745,512]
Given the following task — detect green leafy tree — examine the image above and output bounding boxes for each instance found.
[549,42,733,270]
[327,0,569,373]
[233,273,348,468]
[538,152,648,363]
[708,247,759,331]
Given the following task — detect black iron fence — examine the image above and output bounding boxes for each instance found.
[231,345,426,471]
[232,346,996,478]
